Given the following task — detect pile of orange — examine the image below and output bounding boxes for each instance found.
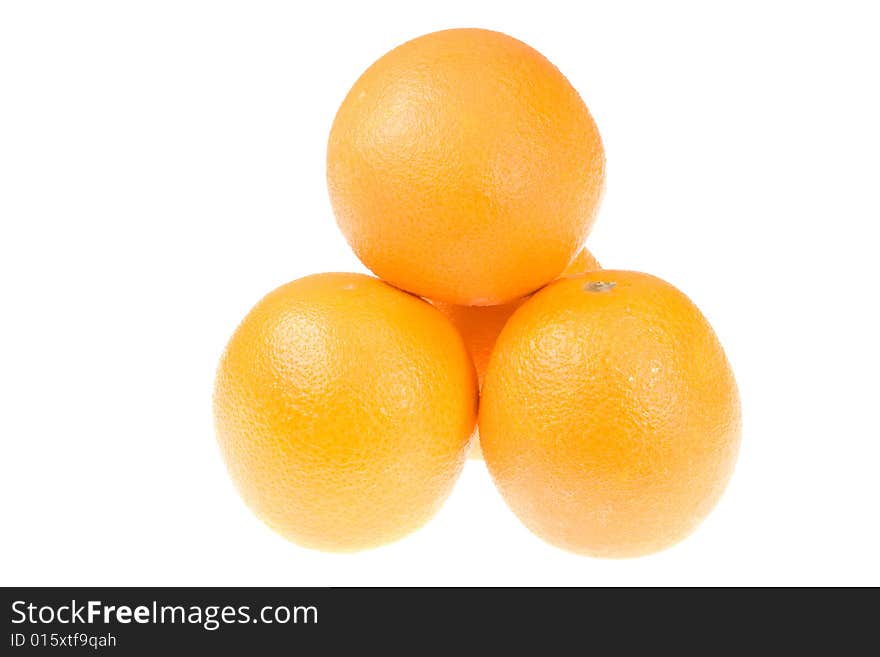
[214,28,741,557]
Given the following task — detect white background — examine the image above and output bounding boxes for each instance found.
[2,1,878,586]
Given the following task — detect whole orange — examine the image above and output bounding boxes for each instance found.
[327,28,605,306]
[433,248,601,459]
[214,273,477,552]
[479,270,741,557]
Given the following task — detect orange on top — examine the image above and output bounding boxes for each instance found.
[327,28,605,306]
[214,273,477,552]
[479,270,741,557]
[433,248,601,458]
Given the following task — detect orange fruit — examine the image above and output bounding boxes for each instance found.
[479,270,741,557]
[327,28,605,306]
[214,273,477,552]
[433,248,601,459]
